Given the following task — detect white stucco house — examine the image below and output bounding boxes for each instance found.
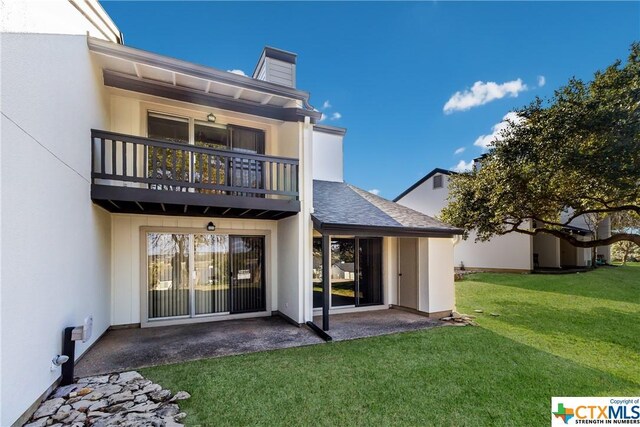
[0,1,462,424]
[395,168,612,272]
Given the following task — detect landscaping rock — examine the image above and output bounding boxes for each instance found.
[115,371,143,384]
[24,417,49,427]
[27,372,189,427]
[71,399,93,411]
[170,391,191,402]
[156,403,180,417]
[79,375,110,385]
[141,383,162,394]
[474,309,484,313]
[92,384,122,397]
[51,384,78,399]
[134,394,149,404]
[149,389,172,402]
[33,398,65,419]
[88,400,108,412]
[490,313,500,317]
[108,390,134,405]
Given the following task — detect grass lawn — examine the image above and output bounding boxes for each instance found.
[142,265,640,426]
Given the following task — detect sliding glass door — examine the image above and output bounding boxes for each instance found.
[147,233,190,318]
[194,234,229,315]
[146,232,265,321]
[313,237,383,309]
[230,237,265,313]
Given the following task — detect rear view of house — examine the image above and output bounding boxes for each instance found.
[1,1,461,424]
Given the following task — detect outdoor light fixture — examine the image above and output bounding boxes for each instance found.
[207,222,216,231]
[207,113,216,123]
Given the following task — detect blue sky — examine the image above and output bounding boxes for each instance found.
[101,1,639,198]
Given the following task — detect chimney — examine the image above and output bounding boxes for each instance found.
[252,47,297,88]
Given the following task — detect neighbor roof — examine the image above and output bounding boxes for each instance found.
[393,168,454,202]
[313,180,462,237]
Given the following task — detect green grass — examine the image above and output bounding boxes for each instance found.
[142,265,640,426]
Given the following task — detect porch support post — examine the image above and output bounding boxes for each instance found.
[322,234,330,331]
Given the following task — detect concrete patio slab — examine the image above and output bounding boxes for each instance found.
[75,316,323,377]
[75,309,444,378]
[315,308,444,341]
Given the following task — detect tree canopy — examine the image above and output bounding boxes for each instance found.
[441,43,640,248]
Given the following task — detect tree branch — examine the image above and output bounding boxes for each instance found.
[510,226,640,247]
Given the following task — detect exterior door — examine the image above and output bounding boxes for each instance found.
[398,238,418,310]
[230,236,265,313]
[146,232,265,323]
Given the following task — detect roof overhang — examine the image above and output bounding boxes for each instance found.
[313,124,347,136]
[88,38,321,122]
[312,215,461,238]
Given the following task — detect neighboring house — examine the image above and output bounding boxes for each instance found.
[395,167,611,272]
[0,1,461,424]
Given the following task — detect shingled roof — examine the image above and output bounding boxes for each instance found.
[312,180,463,237]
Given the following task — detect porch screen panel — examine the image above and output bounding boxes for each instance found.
[194,235,229,315]
[147,233,190,319]
[358,238,383,306]
[230,236,265,313]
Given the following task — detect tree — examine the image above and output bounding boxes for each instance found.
[441,43,640,250]
[612,241,640,264]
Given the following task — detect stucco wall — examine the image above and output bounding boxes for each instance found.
[412,237,455,314]
[1,33,112,425]
[311,130,343,182]
[533,234,560,268]
[396,173,450,217]
[277,214,302,322]
[383,237,398,306]
[110,215,278,326]
[0,0,120,42]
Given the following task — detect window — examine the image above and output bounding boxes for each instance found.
[146,232,265,322]
[146,112,266,192]
[433,174,443,189]
[312,237,383,309]
[147,112,265,154]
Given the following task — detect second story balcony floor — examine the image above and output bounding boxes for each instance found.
[91,129,300,219]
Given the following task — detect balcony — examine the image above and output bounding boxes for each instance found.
[91,130,300,219]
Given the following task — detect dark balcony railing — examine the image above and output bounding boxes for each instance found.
[90,129,300,218]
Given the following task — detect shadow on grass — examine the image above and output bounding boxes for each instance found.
[466,266,640,304]
[486,300,640,354]
[140,326,640,427]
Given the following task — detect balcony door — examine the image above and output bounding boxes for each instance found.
[146,232,265,323]
[147,112,265,195]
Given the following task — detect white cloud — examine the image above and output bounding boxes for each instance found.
[473,112,524,150]
[368,189,381,196]
[443,79,528,113]
[453,160,474,172]
[454,147,466,155]
[330,112,342,121]
[319,113,327,122]
[537,75,546,87]
[322,100,332,110]
[227,69,247,77]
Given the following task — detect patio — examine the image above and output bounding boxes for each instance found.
[75,309,443,377]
